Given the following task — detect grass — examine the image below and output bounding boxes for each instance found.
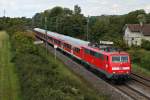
[0,31,20,100]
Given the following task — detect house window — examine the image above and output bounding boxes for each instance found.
[135,41,137,45]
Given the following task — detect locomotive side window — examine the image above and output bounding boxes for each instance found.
[93,52,104,60]
[90,51,95,56]
[85,49,90,54]
[99,53,104,60]
[94,52,100,58]
[84,48,104,60]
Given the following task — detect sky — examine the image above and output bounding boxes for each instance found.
[0,0,150,18]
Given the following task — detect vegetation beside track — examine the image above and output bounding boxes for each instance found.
[9,29,107,100]
[132,64,150,78]
[128,49,150,77]
[0,31,21,100]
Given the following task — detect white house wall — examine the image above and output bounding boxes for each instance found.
[124,27,143,46]
[143,36,150,41]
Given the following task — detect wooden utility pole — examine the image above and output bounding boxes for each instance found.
[86,15,90,41]
[45,17,48,55]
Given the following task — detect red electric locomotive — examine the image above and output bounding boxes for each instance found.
[34,28,131,80]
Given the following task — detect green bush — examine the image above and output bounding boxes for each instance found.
[141,52,150,71]
[128,50,142,63]
[128,49,150,71]
[141,40,150,50]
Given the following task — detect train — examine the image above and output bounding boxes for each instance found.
[34,28,131,80]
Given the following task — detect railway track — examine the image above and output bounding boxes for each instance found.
[131,73,150,87]
[115,83,150,100]
[117,73,150,100]
[37,37,150,100]
[105,74,150,100]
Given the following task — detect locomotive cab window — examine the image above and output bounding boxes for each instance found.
[121,56,128,62]
[112,56,128,62]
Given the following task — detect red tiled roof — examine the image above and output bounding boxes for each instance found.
[127,24,150,36]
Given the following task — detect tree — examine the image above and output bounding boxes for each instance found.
[124,9,146,24]
[90,19,109,42]
[137,14,146,24]
[141,40,150,50]
[74,5,81,15]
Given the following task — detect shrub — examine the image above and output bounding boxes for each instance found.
[141,39,150,50]
[141,52,150,71]
[128,49,150,71]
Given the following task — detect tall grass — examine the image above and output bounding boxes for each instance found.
[0,31,21,100]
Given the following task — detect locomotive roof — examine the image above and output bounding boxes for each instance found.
[34,28,89,47]
[83,46,129,56]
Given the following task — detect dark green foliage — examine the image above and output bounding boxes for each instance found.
[141,53,150,71]
[124,9,146,24]
[141,40,150,50]
[33,6,87,39]
[0,17,31,31]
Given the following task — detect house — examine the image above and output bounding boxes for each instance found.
[124,24,150,47]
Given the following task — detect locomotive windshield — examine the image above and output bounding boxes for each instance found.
[112,56,128,62]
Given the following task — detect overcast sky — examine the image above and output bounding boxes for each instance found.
[0,0,150,18]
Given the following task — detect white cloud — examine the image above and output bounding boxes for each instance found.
[112,4,120,13]
[0,0,150,17]
[144,5,150,13]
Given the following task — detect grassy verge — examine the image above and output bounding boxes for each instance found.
[132,64,150,78]
[0,31,20,100]
[9,30,108,99]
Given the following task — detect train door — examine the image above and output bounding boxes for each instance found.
[103,55,109,72]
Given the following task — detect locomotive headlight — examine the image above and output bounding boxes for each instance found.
[105,64,108,68]
[113,72,116,74]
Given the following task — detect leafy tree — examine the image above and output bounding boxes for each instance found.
[124,9,146,24]
[74,5,81,15]
[137,14,146,24]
